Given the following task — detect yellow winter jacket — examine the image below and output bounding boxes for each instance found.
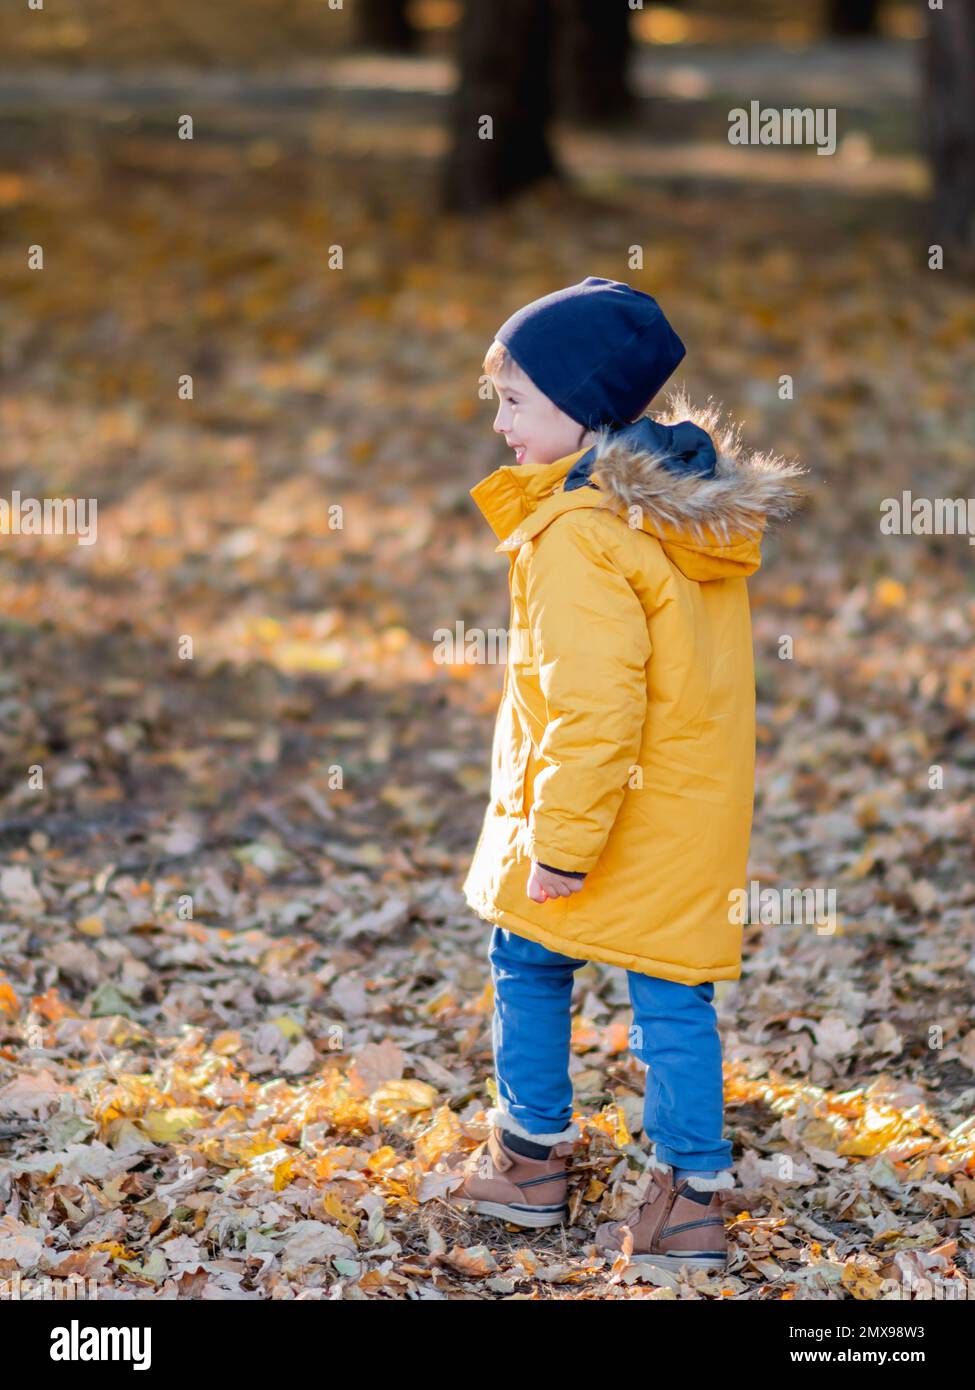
[462,394,806,984]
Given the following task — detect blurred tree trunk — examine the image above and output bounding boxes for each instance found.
[925,0,975,265]
[443,0,560,213]
[825,0,878,36]
[355,0,416,52]
[556,0,634,125]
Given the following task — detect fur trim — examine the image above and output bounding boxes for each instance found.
[684,1170,736,1192]
[587,388,809,548]
[646,1141,736,1190]
[645,1143,673,1175]
[486,1106,580,1147]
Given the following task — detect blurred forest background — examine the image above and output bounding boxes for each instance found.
[0,0,974,1302]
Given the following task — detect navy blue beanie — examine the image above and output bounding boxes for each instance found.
[495,276,687,432]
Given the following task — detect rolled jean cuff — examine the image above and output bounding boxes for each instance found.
[487,1106,581,1147]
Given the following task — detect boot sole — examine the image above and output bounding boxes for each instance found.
[465,1199,568,1229]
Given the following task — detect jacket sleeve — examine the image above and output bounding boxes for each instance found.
[537,861,588,879]
[522,512,651,874]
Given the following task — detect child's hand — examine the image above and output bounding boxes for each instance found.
[527,861,587,903]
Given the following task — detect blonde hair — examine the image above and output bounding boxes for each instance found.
[483,339,519,379]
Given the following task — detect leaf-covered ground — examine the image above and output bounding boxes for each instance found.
[0,62,974,1300]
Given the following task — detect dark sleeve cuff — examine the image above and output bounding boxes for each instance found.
[537,861,587,879]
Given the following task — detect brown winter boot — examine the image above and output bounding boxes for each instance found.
[595,1154,733,1275]
[444,1123,577,1229]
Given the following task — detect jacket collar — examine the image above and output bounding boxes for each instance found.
[469,447,599,552]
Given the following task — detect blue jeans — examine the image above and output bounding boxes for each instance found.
[488,926,732,1171]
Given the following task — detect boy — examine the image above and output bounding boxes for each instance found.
[446,277,806,1273]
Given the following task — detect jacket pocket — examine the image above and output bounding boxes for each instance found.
[521,742,542,822]
[505,740,530,817]
[489,693,530,817]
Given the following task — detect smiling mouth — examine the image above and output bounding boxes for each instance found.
[509,445,526,462]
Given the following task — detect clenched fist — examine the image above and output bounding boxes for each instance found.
[527,861,587,903]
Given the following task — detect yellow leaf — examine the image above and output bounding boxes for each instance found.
[275,640,344,673]
[570,1018,601,1052]
[322,1190,359,1231]
[140,1108,204,1143]
[364,1145,400,1173]
[0,975,19,1017]
[841,1258,887,1300]
[0,173,30,208]
[413,1105,463,1168]
[251,616,283,643]
[273,1156,297,1191]
[837,1105,910,1157]
[100,1174,128,1206]
[89,1241,137,1260]
[227,1134,280,1164]
[271,1015,304,1041]
[587,1103,631,1148]
[368,1080,439,1124]
[612,1102,633,1148]
[874,578,907,608]
[604,1020,631,1055]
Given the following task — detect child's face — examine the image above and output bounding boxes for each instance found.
[491,362,592,468]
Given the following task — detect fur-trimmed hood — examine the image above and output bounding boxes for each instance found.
[579,389,809,580]
[471,390,808,582]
